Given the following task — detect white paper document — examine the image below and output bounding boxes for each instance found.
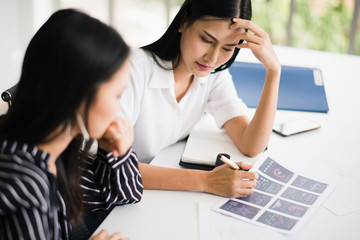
[212,155,333,233]
[294,154,360,216]
[322,167,360,216]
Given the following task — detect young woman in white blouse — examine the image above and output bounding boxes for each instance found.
[121,0,280,197]
[0,9,141,240]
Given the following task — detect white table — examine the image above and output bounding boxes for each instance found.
[94,46,360,240]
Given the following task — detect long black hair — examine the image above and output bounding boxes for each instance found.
[142,0,252,72]
[0,9,129,224]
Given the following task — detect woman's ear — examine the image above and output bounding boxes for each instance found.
[179,21,186,33]
[179,12,189,33]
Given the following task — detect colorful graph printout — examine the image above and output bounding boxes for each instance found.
[213,156,332,233]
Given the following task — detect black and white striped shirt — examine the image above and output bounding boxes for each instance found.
[81,148,143,210]
[0,139,143,240]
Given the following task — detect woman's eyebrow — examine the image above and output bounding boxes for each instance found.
[203,30,238,46]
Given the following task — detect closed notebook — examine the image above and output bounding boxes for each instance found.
[179,115,263,170]
[228,62,329,113]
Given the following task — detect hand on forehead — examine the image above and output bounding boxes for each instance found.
[195,17,245,45]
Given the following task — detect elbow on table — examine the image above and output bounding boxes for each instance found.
[239,146,264,158]
[241,151,258,158]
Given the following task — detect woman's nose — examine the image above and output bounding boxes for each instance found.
[204,47,219,64]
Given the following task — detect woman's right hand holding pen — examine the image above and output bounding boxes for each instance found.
[202,162,258,198]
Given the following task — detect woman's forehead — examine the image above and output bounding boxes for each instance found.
[190,17,244,42]
[195,16,232,25]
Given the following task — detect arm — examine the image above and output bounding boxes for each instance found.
[139,162,257,198]
[82,118,142,210]
[97,122,257,199]
[81,147,143,210]
[224,19,281,157]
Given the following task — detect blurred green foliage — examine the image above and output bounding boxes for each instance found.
[252,0,360,55]
[173,0,359,55]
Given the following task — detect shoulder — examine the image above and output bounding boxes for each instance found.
[0,152,51,214]
[128,48,159,83]
[129,48,154,66]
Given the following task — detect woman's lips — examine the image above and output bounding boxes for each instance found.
[196,62,213,71]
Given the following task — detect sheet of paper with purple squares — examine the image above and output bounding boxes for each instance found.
[212,156,334,233]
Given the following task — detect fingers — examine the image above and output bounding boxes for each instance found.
[238,173,258,189]
[98,117,134,157]
[93,229,108,239]
[91,230,129,240]
[205,164,258,198]
[230,177,257,198]
[107,119,131,140]
[108,232,129,240]
[236,161,253,171]
[224,181,256,198]
[230,18,266,37]
[218,161,258,180]
[232,30,268,51]
[111,118,134,156]
[230,18,280,72]
[229,18,269,50]
[102,118,132,140]
[115,117,133,136]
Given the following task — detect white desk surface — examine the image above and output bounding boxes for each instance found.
[95,46,360,240]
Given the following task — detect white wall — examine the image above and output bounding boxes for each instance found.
[0,0,55,113]
[59,0,176,48]
[1,0,28,92]
[0,0,178,113]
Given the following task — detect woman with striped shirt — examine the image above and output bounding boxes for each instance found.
[0,9,142,240]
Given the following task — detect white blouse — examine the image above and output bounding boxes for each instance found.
[121,48,248,163]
